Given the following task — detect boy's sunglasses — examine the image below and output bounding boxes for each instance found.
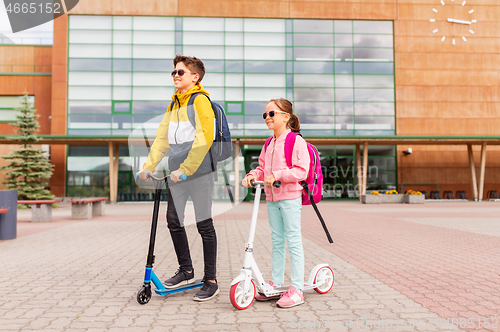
[262,110,288,119]
[171,69,195,77]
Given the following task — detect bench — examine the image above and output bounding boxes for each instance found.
[67,197,108,219]
[18,200,62,222]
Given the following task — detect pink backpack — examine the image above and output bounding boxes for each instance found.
[264,132,323,205]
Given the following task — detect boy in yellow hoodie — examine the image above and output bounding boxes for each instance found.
[138,55,218,301]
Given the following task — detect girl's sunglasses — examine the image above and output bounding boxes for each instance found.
[171,69,195,77]
[262,110,288,119]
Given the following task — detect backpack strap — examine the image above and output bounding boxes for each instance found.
[264,137,273,152]
[284,132,301,168]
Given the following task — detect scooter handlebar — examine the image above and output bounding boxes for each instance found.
[249,180,281,188]
[135,172,187,181]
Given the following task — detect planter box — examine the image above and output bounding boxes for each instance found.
[362,194,425,204]
[362,194,405,204]
[405,195,425,204]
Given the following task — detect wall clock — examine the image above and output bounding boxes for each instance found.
[430,0,477,45]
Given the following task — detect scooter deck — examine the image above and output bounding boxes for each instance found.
[155,279,204,295]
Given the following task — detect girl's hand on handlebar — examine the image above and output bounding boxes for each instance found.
[138,168,153,181]
[170,169,184,183]
[242,175,255,188]
[264,174,276,188]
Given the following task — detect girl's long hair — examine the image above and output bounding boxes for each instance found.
[268,98,300,133]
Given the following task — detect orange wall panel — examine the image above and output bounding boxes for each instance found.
[290,2,396,20]
[179,0,290,18]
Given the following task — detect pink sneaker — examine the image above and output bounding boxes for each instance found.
[276,286,304,308]
[255,281,282,301]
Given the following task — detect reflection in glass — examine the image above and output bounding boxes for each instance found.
[226,61,243,73]
[295,102,334,115]
[335,48,352,61]
[69,59,112,71]
[354,89,394,102]
[68,114,111,129]
[114,59,132,71]
[336,103,354,116]
[294,34,333,47]
[335,34,352,47]
[133,60,170,72]
[353,35,393,47]
[294,62,333,74]
[294,48,333,61]
[334,20,352,33]
[245,61,285,73]
[354,62,394,75]
[293,20,333,33]
[294,74,334,88]
[244,102,267,115]
[68,101,112,114]
[335,62,353,74]
[335,75,353,88]
[354,116,394,130]
[354,103,394,116]
[203,60,225,72]
[354,75,394,88]
[244,33,285,47]
[295,88,334,101]
[353,21,392,34]
[132,101,169,114]
[335,89,354,101]
[353,48,393,61]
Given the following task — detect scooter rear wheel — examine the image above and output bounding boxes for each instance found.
[137,286,152,305]
[313,266,334,294]
[229,279,255,310]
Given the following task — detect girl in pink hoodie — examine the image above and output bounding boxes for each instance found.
[242,98,310,308]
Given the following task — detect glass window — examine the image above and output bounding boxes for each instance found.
[133,17,174,31]
[244,102,266,115]
[335,62,353,74]
[335,75,353,88]
[113,16,132,30]
[183,32,224,45]
[133,60,170,72]
[183,46,224,59]
[70,16,112,30]
[69,44,112,58]
[334,20,352,33]
[294,102,334,115]
[336,103,354,116]
[201,73,225,87]
[244,33,285,47]
[294,34,333,47]
[335,48,352,61]
[68,114,111,129]
[245,61,285,73]
[245,74,286,88]
[203,60,225,72]
[69,30,112,44]
[354,89,394,102]
[354,21,392,34]
[336,116,354,130]
[225,18,243,32]
[207,88,224,100]
[295,88,334,101]
[225,47,244,60]
[294,48,334,61]
[133,31,175,45]
[353,35,393,47]
[335,34,352,47]
[114,59,132,71]
[226,103,242,114]
[354,116,394,130]
[245,88,286,102]
[353,48,393,62]
[69,87,111,100]
[113,72,132,86]
[294,61,333,74]
[132,87,172,101]
[336,89,354,101]
[113,45,132,59]
[226,61,243,73]
[133,45,175,59]
[133,73,172,86]
[69,72,112,86]
[133,114,163,124]
[112,114,132,130]
[294,74,334,88]
[300,116,335,130]
[244,47,285,61]
[183,18,224,31]
[354,75,394,88]
[68,101,111,114]
[354,62,394,74]
[225,33,243,46]
[0,95,34,121]
[225,88,244,101]
[113,31,132,44]
[132,101,169,114]
[244,19,285,33]
[225,74,243,87]
[114,102,130,113]
[69,59,112,71]
[113,87,132,100]
[355,103,394,116]
[293,20,333,33]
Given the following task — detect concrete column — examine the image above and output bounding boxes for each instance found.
[478,142,487,201]
[467,144,478,201]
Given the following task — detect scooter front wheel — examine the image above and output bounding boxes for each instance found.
[313,266,334,294]
[137,286,152,305]
[229,279,256,310]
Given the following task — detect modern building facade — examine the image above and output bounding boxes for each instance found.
[1,0,499,200]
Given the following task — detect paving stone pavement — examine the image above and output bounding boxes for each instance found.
[1,201,498,331]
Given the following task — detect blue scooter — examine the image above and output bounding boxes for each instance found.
[135,172,204,305]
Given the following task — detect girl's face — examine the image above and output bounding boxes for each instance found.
[264,101,290,132]
[172,62,199,93]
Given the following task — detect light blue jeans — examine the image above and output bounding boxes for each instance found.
[266,197,304,290]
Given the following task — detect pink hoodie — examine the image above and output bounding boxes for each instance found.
[248,129,310,202]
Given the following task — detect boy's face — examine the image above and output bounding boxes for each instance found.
[173,62,199,93]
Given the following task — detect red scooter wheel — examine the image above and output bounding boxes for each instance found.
[230,279,256,310]
[313,266,334,294]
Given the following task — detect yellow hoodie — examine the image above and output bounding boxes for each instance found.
[143,84,215,177]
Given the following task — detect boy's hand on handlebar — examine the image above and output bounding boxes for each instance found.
[242,175,255,187]
[170,169,183,182]
[138,168,153,181]
[264,174,276,188]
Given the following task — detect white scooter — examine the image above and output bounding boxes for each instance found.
[229,180,334,310]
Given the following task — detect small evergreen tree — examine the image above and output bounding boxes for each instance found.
[1,92,54,200]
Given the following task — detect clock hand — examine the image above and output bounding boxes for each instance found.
[447,18,472,25]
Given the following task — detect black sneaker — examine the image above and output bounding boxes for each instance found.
[193,280,219,302]
[164,269,195,289]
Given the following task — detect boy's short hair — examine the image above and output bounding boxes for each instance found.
[173,55,205,84]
